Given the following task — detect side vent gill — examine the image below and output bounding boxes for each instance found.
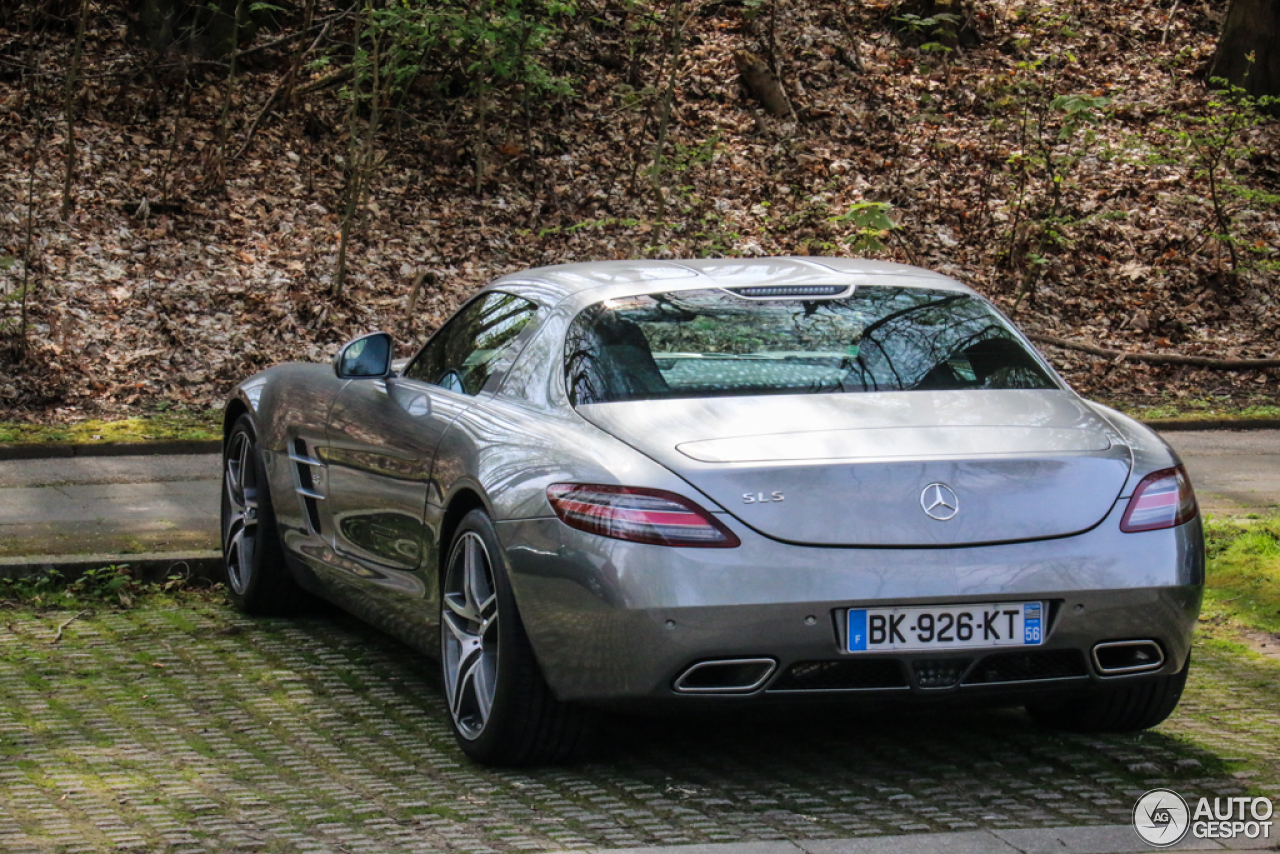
[290,438,325,534]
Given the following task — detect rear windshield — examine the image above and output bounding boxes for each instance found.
[564,287,1057,405]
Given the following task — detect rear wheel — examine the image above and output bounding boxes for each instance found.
[221,414,308,615]
[1026,654,1190,732]
[440,509,594,765]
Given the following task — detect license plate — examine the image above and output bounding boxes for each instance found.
[846,602,1043,652]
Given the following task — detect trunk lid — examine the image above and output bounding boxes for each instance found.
[577,390,1131,546]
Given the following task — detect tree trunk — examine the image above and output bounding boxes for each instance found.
[215,0,247,161]
[19,139,40,353]
[60,0,90,220]
[334,4,382,300]
[650,0,688,233]
[1210,0,1280,110]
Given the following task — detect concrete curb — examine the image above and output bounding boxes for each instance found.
[541,824,1273,854]
[1146,418,1280,432]
[0,439,222,461]
[0,550,223,583]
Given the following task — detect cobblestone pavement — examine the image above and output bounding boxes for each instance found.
[0,604,1277,854]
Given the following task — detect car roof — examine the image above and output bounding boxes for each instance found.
[486,257,975,306]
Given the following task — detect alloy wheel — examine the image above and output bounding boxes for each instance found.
[222,430,259,595]
[441,531,500,740]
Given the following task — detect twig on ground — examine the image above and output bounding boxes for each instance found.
[403,270,437,330]
[1161,0,1182,45]
[294,68,353,98]
[234,8,355,64]
[232,16,338,162]
[51,610,90,645]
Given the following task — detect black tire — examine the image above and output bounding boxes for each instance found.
[1026,654,1190,733]
[439,509,595,765]
[220,414,308,616]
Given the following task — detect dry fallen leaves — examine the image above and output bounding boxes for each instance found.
[0,0,1275,425]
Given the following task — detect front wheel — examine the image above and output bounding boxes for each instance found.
[1026,654,1190,733]
[221,414,308,615]
[440,509,594,765]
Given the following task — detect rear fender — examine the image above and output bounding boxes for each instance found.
[1086,402,1181,497]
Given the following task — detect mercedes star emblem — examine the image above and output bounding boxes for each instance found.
[920,483,959,521]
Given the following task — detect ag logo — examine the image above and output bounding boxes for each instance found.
[1133,788,1190,847]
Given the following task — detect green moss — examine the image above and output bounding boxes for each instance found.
[0,411,220,445]
[1100,396,1280,423]
[0,568,221,613]
[1201,515,1280,637]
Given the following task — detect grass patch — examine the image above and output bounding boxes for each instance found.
[0,411,220,445]
[1101,395,1280,423]
[1200,514,1280,640]
[0,565,221,612]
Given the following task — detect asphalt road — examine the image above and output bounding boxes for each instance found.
[0,430,1275,559]
[0,454,218,557]
[1164,430,1280,516]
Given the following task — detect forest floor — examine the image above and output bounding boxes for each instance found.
[0,0,1277,425]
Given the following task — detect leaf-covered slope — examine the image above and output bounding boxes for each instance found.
[0,0,1276,422]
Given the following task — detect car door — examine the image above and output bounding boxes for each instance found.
[323,292,542,584]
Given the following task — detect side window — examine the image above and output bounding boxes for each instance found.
[404,292,539,395]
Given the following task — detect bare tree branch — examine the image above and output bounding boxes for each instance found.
[1030,334,1280,371]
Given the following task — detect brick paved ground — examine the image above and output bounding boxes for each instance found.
[0,604,1276,854]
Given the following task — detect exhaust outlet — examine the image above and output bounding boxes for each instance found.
[1092,640,1165,675]
[673,658,777,694]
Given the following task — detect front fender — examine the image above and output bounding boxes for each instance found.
[224,363,344,453]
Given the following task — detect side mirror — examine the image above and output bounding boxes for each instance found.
[334,331,394,379]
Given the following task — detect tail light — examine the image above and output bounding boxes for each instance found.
[546,484,741,547]
[1120,465,1198,533]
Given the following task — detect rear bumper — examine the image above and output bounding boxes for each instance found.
[497,507,1203,703]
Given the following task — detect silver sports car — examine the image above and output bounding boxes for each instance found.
[221,257,1202,765]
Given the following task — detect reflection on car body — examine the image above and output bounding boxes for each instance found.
[221,257,1202,765]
